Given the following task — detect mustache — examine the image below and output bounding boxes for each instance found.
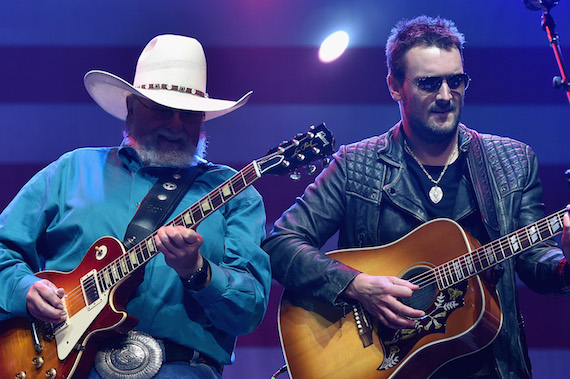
[431,104,455,113]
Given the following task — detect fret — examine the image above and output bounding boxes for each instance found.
[465,254,476,275]
[125,253,134,271]
[136,249,144,266]
[452,259,464,281]
[103,272,109,291]
[220,183,233,201]
[97,272,105,292]
[183,211,194,227]
[517,228,532,250]
[146,238,157,255]
[200,197,213,214]
[245,171,258,186]
[115,260,124,279]
[539,220,552,240]
[495,241,506,261]
[141,245,152,261]
[110,264,119,283]
[508,234,520,255]
[549,214,562,235]
[443,262,455,286]
[103,267,112,286]
[210,191,224,209]
[500,237,514,259]
[484,245,496,268]
[527,224,539,243]
[473,250,486,272]
[434,266,446,289]
[130,250,140,268]
[119,256,131,274]
[234,172,247,192]
[191,205,203,224]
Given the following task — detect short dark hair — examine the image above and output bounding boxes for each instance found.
[386,16,465,82]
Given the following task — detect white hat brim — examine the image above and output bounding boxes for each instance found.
[84,70,252,122]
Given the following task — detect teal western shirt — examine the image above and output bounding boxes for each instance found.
[0,145,271,365]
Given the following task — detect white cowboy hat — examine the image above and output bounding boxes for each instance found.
[84,34,252,122]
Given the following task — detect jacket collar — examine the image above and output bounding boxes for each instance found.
[376,122,474,165]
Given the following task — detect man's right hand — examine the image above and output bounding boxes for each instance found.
[343,273,425,329]
[26,279,67,323]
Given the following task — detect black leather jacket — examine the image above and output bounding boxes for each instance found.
[263,123,569,378]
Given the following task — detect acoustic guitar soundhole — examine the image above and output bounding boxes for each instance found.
[398,267,437,310]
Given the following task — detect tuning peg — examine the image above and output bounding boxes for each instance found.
[290,170,302,181]
[281,160,291,168]
[295,153,306,162]
[306,164,317,175]
[322,156,332,167]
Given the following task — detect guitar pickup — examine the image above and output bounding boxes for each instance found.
[81,269,102,309]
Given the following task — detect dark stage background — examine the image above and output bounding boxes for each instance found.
[1,1,569,378]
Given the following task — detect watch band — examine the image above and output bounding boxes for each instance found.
[181,259,210,291]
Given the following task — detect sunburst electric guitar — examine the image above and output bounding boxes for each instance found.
[0,123,334,379]
[278,208,567,379]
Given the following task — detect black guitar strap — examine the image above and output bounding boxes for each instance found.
[122,164,206,249]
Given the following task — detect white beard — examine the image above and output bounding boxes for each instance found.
[124,133,208,168]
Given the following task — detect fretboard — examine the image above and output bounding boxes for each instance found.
[435,208,567,289]
[96,161,261,292]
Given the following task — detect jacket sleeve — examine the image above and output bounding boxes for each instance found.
[262,148,360,305]
[513,146,570,294]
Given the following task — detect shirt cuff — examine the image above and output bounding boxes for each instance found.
[14,275,40,317]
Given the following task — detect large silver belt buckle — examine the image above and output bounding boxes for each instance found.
[94,331,163,379]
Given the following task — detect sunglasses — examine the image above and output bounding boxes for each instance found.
[133,96,205,123]
[406,73,471,93]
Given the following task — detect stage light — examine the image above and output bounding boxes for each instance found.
[319,31,349,63]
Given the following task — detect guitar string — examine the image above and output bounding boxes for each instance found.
[54,163,266,315]
[26,143,308,363]
[64,210,564,312]
[36,133,330,363]
[412,212,564,290]
[405,209,565,291]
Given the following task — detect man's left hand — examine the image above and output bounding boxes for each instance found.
[155,225,204,278]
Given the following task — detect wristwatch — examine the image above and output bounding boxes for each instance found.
[181,260,210,291]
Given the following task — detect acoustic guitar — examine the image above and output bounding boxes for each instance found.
[0,123,334,379]
[278,208,567,379]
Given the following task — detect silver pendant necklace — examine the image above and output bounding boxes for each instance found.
[404,140,457,204]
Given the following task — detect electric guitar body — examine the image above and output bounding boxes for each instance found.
[0,237,140,379]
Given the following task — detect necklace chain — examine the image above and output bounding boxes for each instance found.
[403,139,458,204]
[403,140,457,185]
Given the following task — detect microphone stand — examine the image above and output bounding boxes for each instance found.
[531,5,570,200]
[539,10,570,104]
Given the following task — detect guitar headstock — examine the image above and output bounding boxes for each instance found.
[256,123,335,178]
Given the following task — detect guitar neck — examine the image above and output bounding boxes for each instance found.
[92,122,334,294]
[95,161,262,292]
[435,208,567,289]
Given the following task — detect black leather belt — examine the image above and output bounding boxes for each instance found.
[161,340,224,374]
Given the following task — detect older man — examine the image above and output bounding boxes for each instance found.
[0,34,271,379]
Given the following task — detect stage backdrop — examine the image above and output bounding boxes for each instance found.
[1,1,569,378]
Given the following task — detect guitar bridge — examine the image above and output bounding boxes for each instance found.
[353,304,373,348]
